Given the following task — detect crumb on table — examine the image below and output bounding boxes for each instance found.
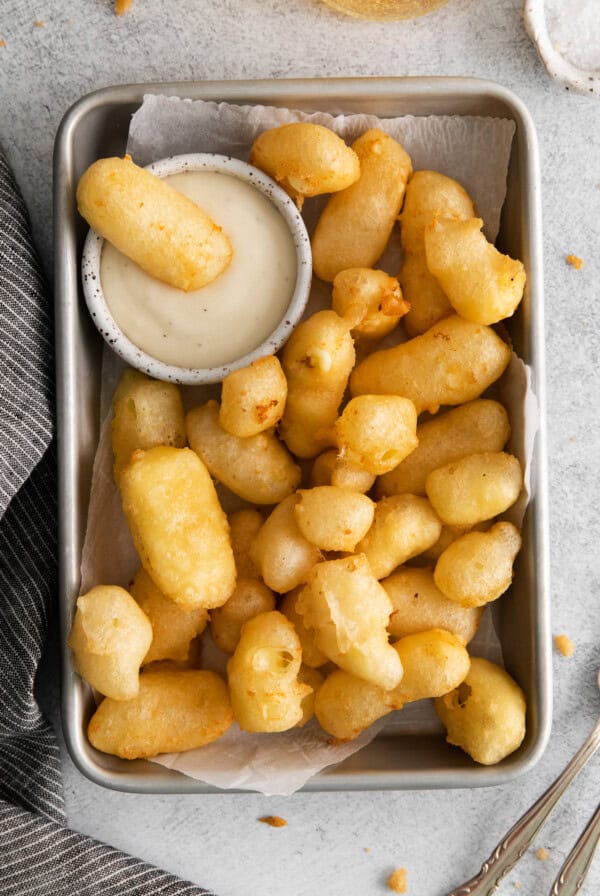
[536,847,550,861]
[0,40,5,47]
[554,634,574,658]
[115,0,133,14]
[565,254,583,270]
[514,883,522,890]
[364,847,371,854]
[387,867,407,893]
[258,815,287,828]
[34,20,43,27]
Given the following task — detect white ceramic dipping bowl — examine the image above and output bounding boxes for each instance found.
[81,153,312,384]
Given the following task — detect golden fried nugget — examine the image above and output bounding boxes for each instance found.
[434,521,522,608]
[425,452,523,527]
[111,369,186,482]
[382,567,482,644]
[129,567,208,665]
[350,315,512,415]
[312,129,412,282]
[249,123,360,204]
[88,665,233,759]
[294,486,375,552]
[356,495,442,580]
[114,0,132,14]
[297,555,403,690]
[68,585,152,700]
[280,310,355,458]
[210,578,276,654]
[77,156,231,291]
[315,629,469,740]
[399,170,475,335]
[335,395,418,476]
[425,218,526,325]
[120,446,236,611]
[296,666,325,726]
[186,400,301,505]
[435,657,526,765]
[249,494,323,593]
[376,400,511,498]
[332,268,409,344]
[227,611,311,732]
[219,355,287,438]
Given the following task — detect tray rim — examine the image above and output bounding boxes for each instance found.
[54,75,552,794]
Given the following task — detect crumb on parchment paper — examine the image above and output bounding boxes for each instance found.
[554,634,575,657]
[513,883,522,889]
[258,815,287,828]
[387,867,407,893]
[536,847,550,861]
[115,0,133,14]
[566,254,583,270]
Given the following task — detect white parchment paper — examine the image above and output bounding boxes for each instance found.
[80,96,534,794]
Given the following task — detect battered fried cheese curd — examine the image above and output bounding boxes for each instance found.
[209,578,276,655]
[68,585,152,701]
[77,156,232,291]
[219,355,287,438]
[376,400,511,499]
[435,657,526,765]
[425,452,523,527]
[399,170,475,336]
[334,395,418,477]
[88,665,233,759]
[186,400,300,505]
[227,611,312,733]
[315,629,470,740]
[356,494,442,580]
[280,310,355,458]
[382,566,482,645]
[119,446,236,612]
[111,369,186,482]
[331,268,409,344]
[129,567,208,665]
[425,217,526,326]
[349,315,512,415]
[249,122,360,205]
[296,555,403,691]
[293,486,375,552]
[312,129,412,282]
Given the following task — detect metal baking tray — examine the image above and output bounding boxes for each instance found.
[55,77,551,793]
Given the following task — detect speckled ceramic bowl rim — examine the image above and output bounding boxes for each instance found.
[81,153,313,384]
[524,0,600,98]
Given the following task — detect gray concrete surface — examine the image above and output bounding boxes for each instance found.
[1,1,600,894]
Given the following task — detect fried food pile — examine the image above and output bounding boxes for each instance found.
[71,122,527,769]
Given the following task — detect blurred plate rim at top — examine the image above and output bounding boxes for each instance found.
[54,76,551,794]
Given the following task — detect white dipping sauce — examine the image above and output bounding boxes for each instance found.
[100,171,298,368]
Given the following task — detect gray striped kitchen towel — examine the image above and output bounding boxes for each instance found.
[0,152,214,894]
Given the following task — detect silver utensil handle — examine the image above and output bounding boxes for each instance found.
[447,719,600,896]
[550,803,600,896]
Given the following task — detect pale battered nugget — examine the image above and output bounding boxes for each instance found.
[350,315,512,415]
[120,446,236,611]
[129,567,208,665]
[77,156,232,291]
[312,129,412,282]
[111,369,186,482]
[250,123,360,204]
[88,665,233,759]
[186,400,301,505]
